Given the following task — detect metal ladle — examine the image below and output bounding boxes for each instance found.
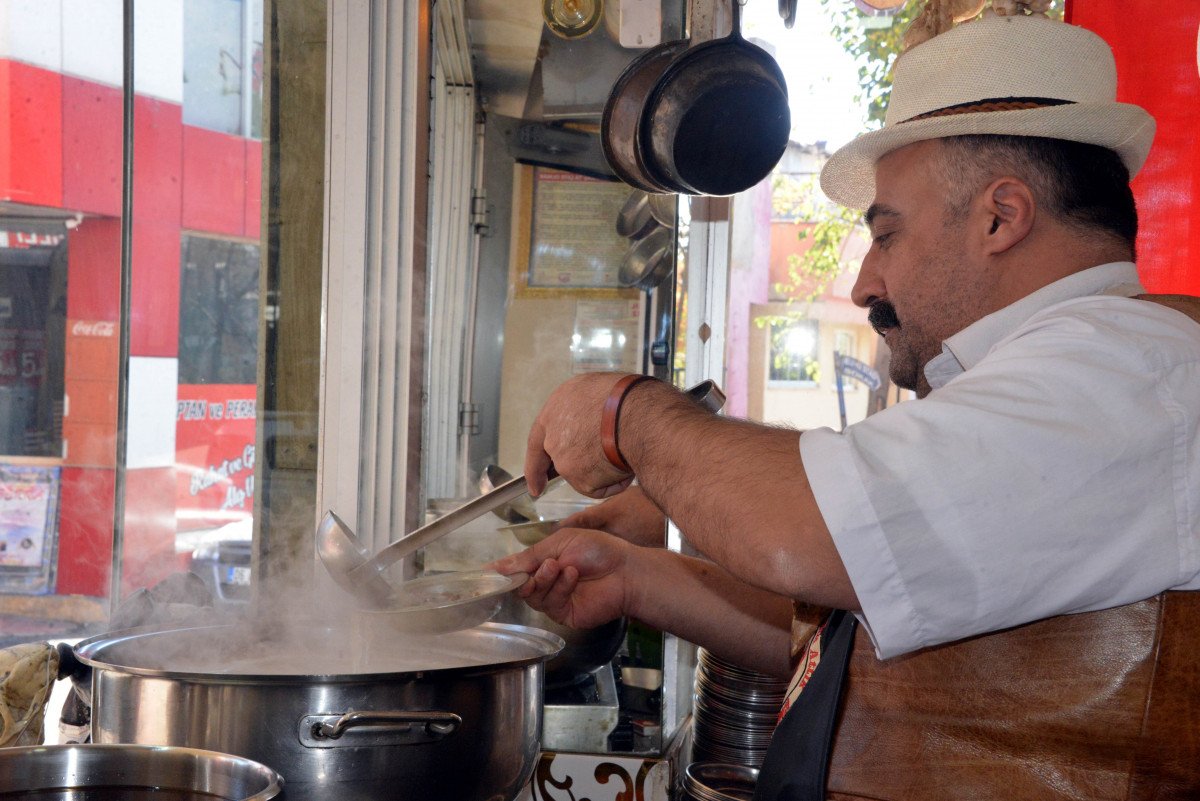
[318,379,726,608]
[317,475,535,607]
[480,464,545,523]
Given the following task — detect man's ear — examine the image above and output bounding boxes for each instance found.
[978,177,1035,255]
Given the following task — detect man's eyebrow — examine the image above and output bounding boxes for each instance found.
[864,204,900,228]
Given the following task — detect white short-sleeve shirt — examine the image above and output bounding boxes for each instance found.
[800,262,1200,659]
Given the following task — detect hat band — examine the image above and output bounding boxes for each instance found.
[900,96,1076,124]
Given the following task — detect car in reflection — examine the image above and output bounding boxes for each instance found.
[184,517,253,607]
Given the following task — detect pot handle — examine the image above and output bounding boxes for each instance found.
[300,710,462,748]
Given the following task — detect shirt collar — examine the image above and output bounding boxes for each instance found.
[923,262,1146,390]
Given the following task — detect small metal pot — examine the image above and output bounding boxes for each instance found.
[619,225,674,291]
[0,743,282,801]
[74,622,563,801]
[616,190,677,239]
[601,39,691,193]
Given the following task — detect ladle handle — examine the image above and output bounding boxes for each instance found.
[354,476,534,577]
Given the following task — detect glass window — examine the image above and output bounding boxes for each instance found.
[834,330,856,361]
[769,318,819,384]
[183,0,250,136]
[178,235,260,385]
[1,0,271,681]
[0,225,67,458]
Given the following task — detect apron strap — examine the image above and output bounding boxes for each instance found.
[753,609,858,801]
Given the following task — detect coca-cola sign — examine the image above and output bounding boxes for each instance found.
[71,320,116,337]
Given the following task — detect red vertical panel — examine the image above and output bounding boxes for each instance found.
[244,139,263,239]
[65,220,121,472]
[129,222,181,357]
[63,326,119,469]
[55,466,115,597]
[181,125,246,236]
[133,94,182,226]
[120,466,179,596]
[1067,1,1200,295]
[67,217,121,321]
[0,62,11,198]
[62,76,122,217]
[0,60,63,208]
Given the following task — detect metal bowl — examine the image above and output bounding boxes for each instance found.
[0,743,282,801]
[618,226,673,291]
[682,762,759,801]
[362,570,529,634]
[499,518,562,546]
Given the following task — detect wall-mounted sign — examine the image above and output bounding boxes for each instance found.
[0,464,60,594]
[525,168,631,291]
[572,299,642,374]
[835,352,881,390]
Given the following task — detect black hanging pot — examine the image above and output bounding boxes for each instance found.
[601,38,692,193]
[639,0,790,196]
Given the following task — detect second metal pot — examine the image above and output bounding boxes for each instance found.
[497,594,628,688]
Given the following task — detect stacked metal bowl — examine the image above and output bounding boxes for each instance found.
[691,648,788,767]
[680,761,760,801]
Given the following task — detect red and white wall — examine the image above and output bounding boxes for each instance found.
[1067,0,1200,296]
[0,0,261,597]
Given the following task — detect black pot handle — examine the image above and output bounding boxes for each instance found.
[56,642,91,684]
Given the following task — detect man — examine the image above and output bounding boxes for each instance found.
[496,11,1200,800]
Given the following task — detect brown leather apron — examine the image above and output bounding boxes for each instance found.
[793,294,1200,800]
[826,591,1200,800]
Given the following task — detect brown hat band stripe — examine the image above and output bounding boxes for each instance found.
[901,96,1076,124]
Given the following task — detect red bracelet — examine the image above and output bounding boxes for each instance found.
[601,375,655,473]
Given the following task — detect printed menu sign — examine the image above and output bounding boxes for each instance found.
[528,168,630,288]
[0,465,60,570]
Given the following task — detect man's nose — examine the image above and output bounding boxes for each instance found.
[851,253,883,309]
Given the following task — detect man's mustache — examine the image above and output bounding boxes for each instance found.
[868,301,901,337]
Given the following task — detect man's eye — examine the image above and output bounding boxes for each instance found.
[873,232,894,247]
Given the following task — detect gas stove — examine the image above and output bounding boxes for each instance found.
[543,662,620,753]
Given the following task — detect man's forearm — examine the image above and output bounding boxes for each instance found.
[628,546,795,678]
[620,380,858,611]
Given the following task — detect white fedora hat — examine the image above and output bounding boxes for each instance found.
[820,14,1156,210]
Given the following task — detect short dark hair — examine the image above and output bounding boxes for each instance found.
[937,135,1138,256]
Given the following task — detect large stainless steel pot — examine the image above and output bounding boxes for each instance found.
[73,621,563,801]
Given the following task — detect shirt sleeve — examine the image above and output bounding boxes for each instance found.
[800,302,1200,659]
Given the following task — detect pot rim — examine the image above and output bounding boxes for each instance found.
[74,621,565,684]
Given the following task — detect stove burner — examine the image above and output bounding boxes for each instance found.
[545,672,600,705]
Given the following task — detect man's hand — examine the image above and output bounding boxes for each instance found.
[491,528,633,630]
[525,372,639,499]
[559,485,667,548]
